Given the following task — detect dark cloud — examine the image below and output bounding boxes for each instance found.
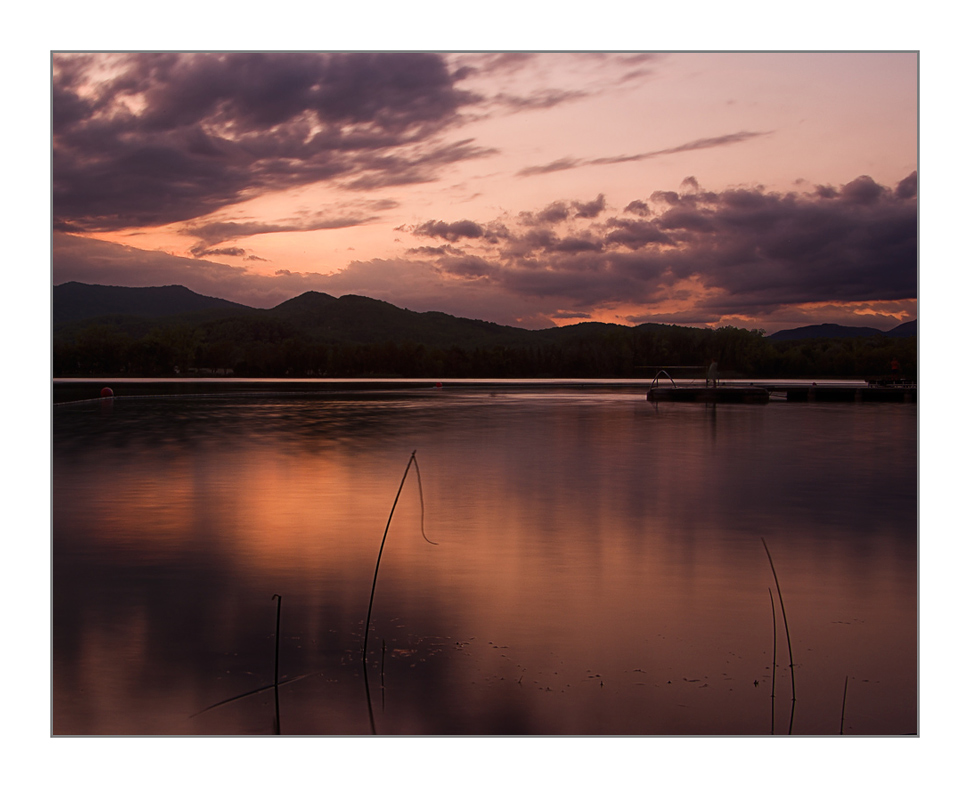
[519,196,605,225]
[406,244,461,256]
[516,157,582,178]
[657,207,716,233]
[519,201,571,226]
[340,139,497,191]
[537,202,571,224]
[518,130,770,178]
[406,174,916,317]
[434,254,497,279]
[183,212,381,247]
[604,218,673,249]
[452,52,537,79]
[572,194,606,219]
[840,175,885,205]
[447,53,661,130]
[414,219,487,242]
[190,244,246,258]
[623,200,652,217]
[553,235,603,253]
[409,219,510,245]
[53,53,484,232]
[493,89,588,111]
[651,190,682,206]
[895,171,917,199]
[681,176,700,191]
[652,131,770,156]
[55,173,917,333]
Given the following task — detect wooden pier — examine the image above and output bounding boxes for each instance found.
[769,384,916,403]
[647,383,915,403]
[648,386,770,403]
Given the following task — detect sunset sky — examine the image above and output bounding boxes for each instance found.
[52,51,917,333]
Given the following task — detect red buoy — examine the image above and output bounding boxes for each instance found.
[100,387,114,398]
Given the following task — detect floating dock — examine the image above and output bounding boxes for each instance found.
[647,383,915,403]
[648,386,770,403]
[770,384,916,403]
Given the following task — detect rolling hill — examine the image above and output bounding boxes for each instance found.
[54,281,255,326]
[52,282,917,379]
[768,320,917,341]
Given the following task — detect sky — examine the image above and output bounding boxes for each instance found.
[51,51,917,333]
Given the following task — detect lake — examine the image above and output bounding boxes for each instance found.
[52,381,917,735]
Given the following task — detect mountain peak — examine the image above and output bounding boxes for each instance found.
[769,321,916,341]
[53,281,254,325]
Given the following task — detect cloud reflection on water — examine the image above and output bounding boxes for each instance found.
[53,390,916,734]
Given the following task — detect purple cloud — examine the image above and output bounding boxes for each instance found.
[414,219,487,242]
[519,131,771,178]
[572,194,606,219]
[55,172,917,332]
[53,53,483,232]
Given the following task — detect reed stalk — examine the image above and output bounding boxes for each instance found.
[362,451,418,664]
[381,639,387,689]
[274,685,281,735]
[381,639,387,711]
[363,658,376,735]
[840,675,849,735]
[769,587,777,735]
[272,594,282,687]
[761,537,796,734]
[413,454,436,545]
[190,672,318,719]
[272,593,282,735]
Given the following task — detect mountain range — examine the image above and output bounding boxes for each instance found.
[53,281,916,343]
[768,321,916,341]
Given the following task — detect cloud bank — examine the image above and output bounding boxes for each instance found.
[53,53,487,234]
[55,173,917,332]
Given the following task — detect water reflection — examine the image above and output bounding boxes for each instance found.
[53,390,917,734]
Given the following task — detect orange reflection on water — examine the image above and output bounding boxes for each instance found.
[54,392,916,734]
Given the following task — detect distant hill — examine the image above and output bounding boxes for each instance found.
[769,321,916,341]
[54,282,919,348]
[52,282,917,379]
[884,320,917,338]
[267,291,536,348]
[54,281,255,325]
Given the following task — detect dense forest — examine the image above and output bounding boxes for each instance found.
[53,311,916,380]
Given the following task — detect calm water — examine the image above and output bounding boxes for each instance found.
[52,384,917,735]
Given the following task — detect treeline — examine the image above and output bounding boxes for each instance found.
[52,316,916,379]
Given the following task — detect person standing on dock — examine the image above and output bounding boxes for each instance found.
[706,359,718,388]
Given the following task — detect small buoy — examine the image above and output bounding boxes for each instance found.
[100,387,114,398]
[435,382,442,388]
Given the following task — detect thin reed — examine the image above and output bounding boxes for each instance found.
[362,450,420,664]
[190,594,318,724]
[272,593,282,735]
[769,587,777,735]
[272,594,282,687]
[840,675,848,734]
[413,455,436,545]
[761,537,796,734]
